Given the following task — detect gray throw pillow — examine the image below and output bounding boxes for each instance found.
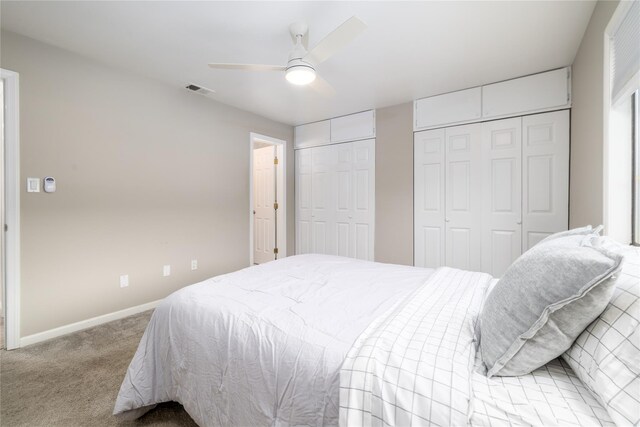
[480,233,624,377]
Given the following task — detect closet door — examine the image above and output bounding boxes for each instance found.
[445,123,483,271]
[481,117,522,277]
[295,149,312,254]
[414,129,446,268]
[310,145,336,254]
[522,110,570,249]
[297,140,375,260]
[351,139,375,260]
[334,143,353,257]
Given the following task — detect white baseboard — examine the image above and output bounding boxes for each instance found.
[19,299,162,348]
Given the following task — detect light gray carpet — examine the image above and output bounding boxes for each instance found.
[0,310,197,426]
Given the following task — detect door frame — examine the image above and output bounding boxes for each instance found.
[249,133,287,265]
[2,69,21,350]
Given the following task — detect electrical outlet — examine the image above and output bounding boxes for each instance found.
[120,274,129,288]
[191,259,198,270]
[163,265,171,277]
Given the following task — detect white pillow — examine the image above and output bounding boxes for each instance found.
[562,240,640,426]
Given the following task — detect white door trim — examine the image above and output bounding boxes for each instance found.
[249,133,287,265]
[2,69,21,350]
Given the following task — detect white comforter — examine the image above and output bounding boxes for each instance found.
[113,254,434,426]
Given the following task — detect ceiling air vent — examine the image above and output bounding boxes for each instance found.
[185,83,216,98]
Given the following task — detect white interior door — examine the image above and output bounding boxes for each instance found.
[414,129,446,268]
[481,117,522,277]
[253,145,276,264]
[311,145,335,254]
[522,110,570,249]
[295,149,312,254]
[445,123,483,271]
[350,139,375,260]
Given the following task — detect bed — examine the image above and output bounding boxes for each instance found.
[114,255,434,425]
[114,252,632,426]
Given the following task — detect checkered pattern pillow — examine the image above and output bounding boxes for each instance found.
[562,243,640,426]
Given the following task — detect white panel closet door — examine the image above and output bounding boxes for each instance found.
[445,123,483,271]
[295,149,312,254]
[334,143,353,257]
[351,139,375,260]
[414,129,446,268]
[311,145,336,254]
[296,140,375,260]
[522,110,570,249]
[481,117,522,277]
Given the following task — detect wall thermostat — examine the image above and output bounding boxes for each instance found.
[43,176,56,193]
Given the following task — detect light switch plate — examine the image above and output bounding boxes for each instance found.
[191,259,198,270]
[163,265,171,277]
[120,274,129,288]
[27,177,40,193]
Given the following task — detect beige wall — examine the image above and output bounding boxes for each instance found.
[0,31,294,336]
[375,102,414,266]
[570,0,619,228]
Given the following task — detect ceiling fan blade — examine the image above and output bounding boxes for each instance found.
[310,75,336,97]
[208,63,286,71]
[303,16,367,66]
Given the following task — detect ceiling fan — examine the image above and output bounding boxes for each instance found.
[208,16,367,94]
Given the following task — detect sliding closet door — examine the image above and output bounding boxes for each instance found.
[481,117,522,277]
[295,149,312,254]
[414,129,446,268]
[522,110,570,249]
[310,145,336,254]
[445,123,482,271]
[351,139,375,260]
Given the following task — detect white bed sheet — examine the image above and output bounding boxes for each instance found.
[471,352,614,426]
[340,267,493,427]
[113,254,434,426]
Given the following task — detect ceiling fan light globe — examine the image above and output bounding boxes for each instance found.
[285,65,316,86]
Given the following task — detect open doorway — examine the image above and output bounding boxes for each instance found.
[249,133,286,265]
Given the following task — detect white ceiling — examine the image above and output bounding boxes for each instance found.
[1,1,595,126]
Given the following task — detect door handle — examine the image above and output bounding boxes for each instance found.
[445,218,450,222]
[516,220,522,225]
